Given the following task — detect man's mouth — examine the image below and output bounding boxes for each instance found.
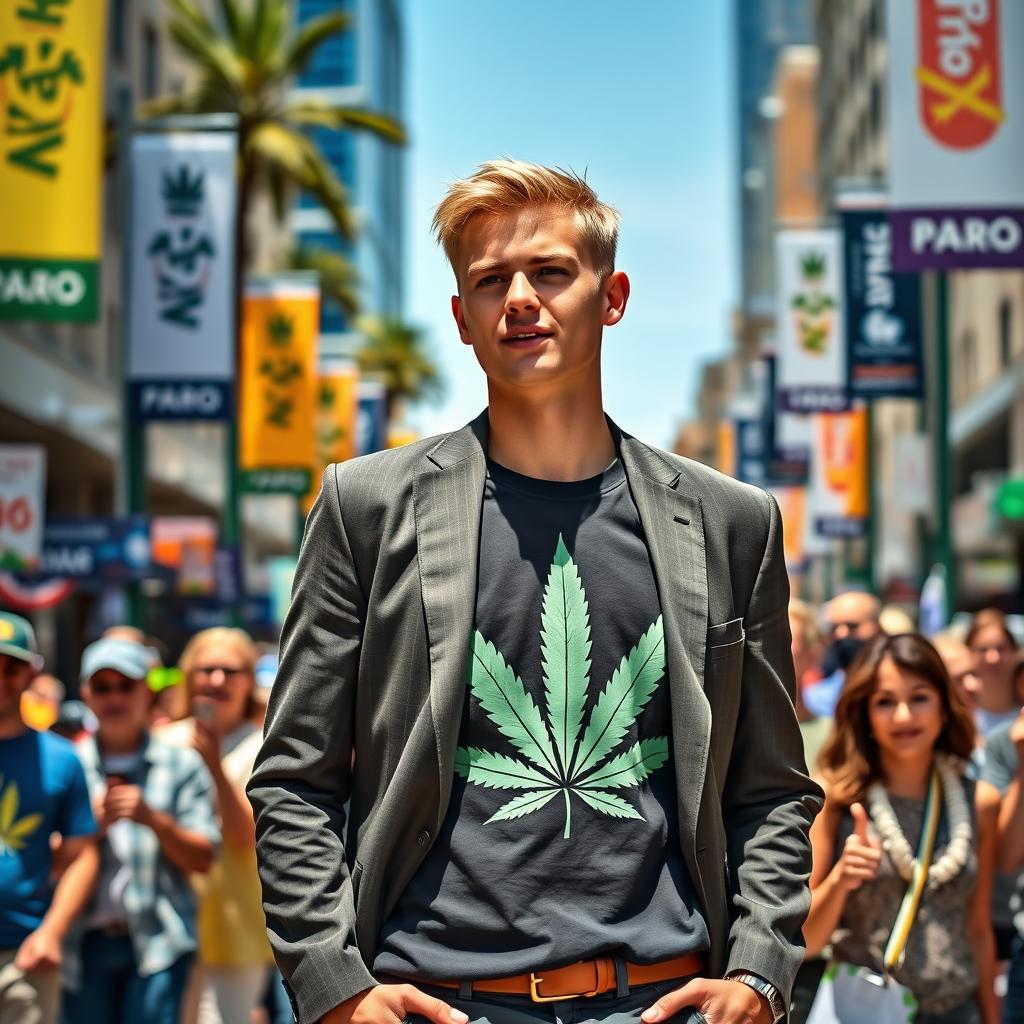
[502,328,552,346]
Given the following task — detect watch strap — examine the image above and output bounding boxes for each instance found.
[726,971,786,1023]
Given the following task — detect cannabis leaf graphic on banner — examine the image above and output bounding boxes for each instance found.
[0,775,43,856]
[456,535,668,839]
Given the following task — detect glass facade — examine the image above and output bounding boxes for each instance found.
[293,0,404,342]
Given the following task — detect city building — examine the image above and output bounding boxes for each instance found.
[813,0,1024,610]
[291,0,404,357]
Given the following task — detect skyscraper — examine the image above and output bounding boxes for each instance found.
[291,0,404,354]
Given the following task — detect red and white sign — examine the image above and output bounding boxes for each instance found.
[0,445,46,572]
[888,0,1024,269]
[916,0,1004,150]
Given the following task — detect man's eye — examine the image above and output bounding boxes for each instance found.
[476,275,501,287]
[538,266,567,276]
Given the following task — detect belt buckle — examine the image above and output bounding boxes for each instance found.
[529,964,602,1004]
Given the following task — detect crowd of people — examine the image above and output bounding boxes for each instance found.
[0,596,1023,1023]
[0,613,288,1024]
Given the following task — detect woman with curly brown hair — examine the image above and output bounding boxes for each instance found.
[803,633,1000,1024]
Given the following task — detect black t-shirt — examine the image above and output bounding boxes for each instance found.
[373,458,708,979]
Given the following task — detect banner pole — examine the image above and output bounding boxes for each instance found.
[115,84,146,629]
[934,273,955,613]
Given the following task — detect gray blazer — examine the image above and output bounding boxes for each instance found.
[248,413,823,1024]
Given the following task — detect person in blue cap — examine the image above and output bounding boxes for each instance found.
[0,611,99,1024]
[61,635,220,1024]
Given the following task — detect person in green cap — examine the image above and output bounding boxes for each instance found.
[0,611,99,1024]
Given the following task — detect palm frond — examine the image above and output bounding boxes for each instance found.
[281,11,351,77]
[285,100,406,143]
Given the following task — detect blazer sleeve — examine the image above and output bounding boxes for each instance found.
[722,490,824,998]
[247,464,376,1024]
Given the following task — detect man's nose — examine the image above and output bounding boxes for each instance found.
[505,271,539,314]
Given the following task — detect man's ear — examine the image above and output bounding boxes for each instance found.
[603,271,630,327]
[451,294,474,346]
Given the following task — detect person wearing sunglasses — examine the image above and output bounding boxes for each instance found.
[159,627,274,1024]
[63,636,219,1024]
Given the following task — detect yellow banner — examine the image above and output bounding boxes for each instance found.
[0,0,107,322]
[240,277,319,495]
[301,360,358,514]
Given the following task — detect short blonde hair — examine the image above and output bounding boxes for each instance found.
[433,159,621,279]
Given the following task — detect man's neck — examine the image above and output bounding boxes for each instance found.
[977,683,1017,716]
[0,711,27,740]
[98,729,145,757]
[485,380,616,481]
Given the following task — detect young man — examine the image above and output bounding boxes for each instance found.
[249,161,822,1024]
[0,612,98,1024]
[62,636,219,1024]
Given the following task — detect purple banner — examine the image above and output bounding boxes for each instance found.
[891,208,1024,271]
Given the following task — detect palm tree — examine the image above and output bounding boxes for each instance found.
[355,317,444,423]
[144,0,405,332]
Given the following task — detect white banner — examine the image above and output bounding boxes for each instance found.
[0,446,46,572]
[128,131,237,419]
[887,0,1024,269]
[775,230,847,414]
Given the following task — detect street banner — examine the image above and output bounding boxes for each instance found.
[0,445,46,572]
[0,0,107,322]
[39,517,149,580]
[775,230,848,413]
[887,0,1024,269]
[151,516,217,595]
[761,355,811,484]
[128,131,237,420]
[808,408,869,539]
[893,434,933,514]
[841,208,924,398]
[301,357,358,514]
[240,275,319,494]
[356,380,387,456]
[768,485,807,573]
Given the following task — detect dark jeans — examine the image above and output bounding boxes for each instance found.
[1004,932,1024,1024]
[61,930,193,1024]
[408,978,706,1024]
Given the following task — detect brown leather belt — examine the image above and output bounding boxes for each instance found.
[426,952,704,1003]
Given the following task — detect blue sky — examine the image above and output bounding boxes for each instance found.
[402,1,738,449]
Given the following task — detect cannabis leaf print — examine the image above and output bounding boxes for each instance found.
[0,775,43,856]
[456,535,668,839]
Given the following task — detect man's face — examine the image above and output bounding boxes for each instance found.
[84,669,150,737]
[0,653,33,719]
[825,593,881,642]
[451,205,628,395]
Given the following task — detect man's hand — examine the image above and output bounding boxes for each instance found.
[833,801,882,893]
[641,978,772,1024]
[191,719,222,773]
[321,984,469,1024]
[14,926,62,973]
[102,784,153,828]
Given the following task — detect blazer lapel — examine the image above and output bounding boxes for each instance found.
[619,432,711,885]
[413,412,488,827]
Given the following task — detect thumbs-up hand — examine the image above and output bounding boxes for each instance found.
[835,802,883,894]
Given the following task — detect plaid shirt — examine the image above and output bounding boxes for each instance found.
[65,732,221,986]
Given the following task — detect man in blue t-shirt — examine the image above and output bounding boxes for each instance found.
[0,612,98,1024]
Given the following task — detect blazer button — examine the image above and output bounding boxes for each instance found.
[417,828,431,847]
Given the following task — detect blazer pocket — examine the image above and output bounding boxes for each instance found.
[707,616,745,651]
[351,859,364,905]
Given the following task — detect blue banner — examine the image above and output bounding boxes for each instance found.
[39,517,150,580]
[842,208,923,399]
[356,381,387,456]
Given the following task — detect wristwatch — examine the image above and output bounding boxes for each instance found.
[726,971,786,1023]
